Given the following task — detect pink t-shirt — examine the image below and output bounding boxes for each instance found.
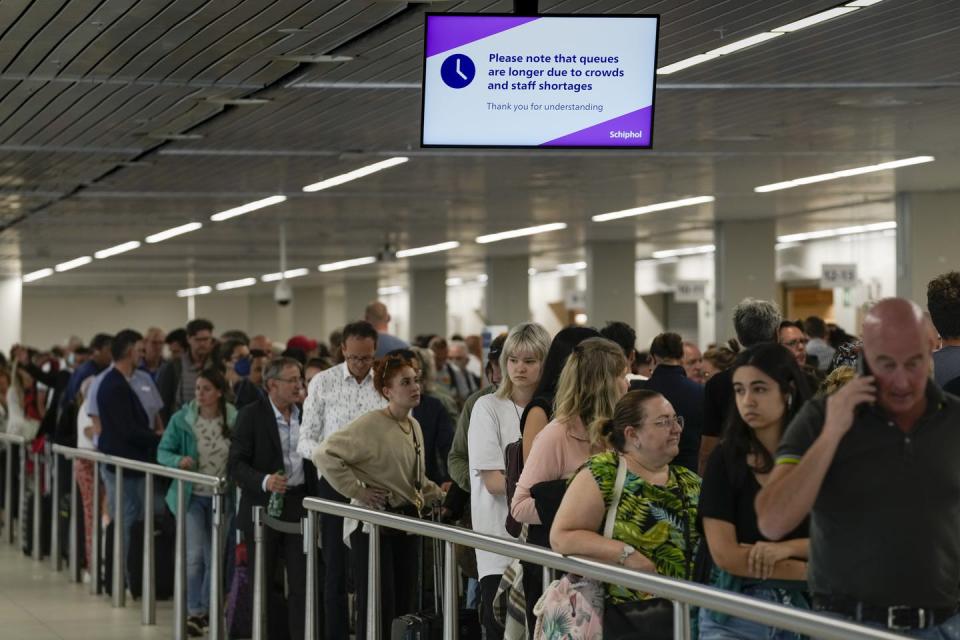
[511,417,596,525]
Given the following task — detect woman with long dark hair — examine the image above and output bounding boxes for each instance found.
[158,368,237,637]
[698,343,813,639]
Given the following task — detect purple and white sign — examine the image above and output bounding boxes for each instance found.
[421,14,659,148]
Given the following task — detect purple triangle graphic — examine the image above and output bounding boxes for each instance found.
[425,16,539,58]
[541,105,653,147]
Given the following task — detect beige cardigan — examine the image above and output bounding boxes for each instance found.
[312,408,443,510]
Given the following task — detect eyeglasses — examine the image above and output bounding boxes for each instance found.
[782,338,808,348]
[647,415,685,430]
[272,376,304,387]
[345,355,375,364]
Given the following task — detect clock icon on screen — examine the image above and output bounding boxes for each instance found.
[440,54,476,89]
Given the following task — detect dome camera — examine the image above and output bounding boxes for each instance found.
[274,281,293,306]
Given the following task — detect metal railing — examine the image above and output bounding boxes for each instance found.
[42,443,229,640]
[301,497,910,640]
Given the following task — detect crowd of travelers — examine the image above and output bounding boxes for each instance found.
[2,272,960,640]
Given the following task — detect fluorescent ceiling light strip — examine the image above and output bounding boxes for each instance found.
[777,221,896,244]
[378,286,403,295]
[475,222,567,244]
[54,256,93,272]
[302,157,408,192]
[215,277,257,291]
[396,241,460,258]
[22,268,54,283]
[772,7,858,32]
[652,245,716,259]
[145,222,202,243]
[318,256,377,272]
[177,286,212,298]
[210,195,287,222]
[477,274,488,283]
[755,156,934,193]
[592,196,714,222]
[445,277,464,286]
[656,53,718,75]
[557,261,587,272]
[847,0,884,6]
[706,32,784,56]
[261,268,310,282]
[94,241,141,259]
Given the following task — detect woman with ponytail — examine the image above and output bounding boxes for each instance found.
[511,337,628,633]
[158,368,237,637]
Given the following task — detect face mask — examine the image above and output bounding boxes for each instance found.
[67,353,76,367]
[234,357,252,377]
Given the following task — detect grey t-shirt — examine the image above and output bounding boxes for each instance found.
[933,346,960,387]
[374,333,410,358]
[776,383,960,607]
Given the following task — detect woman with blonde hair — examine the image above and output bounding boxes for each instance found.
[511,336,629,633]
[468,321,551,640]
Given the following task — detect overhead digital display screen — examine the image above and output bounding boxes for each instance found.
[421,13,660,149]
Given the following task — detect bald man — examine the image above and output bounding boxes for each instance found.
[365,300,408,357]
[757,298,960,636]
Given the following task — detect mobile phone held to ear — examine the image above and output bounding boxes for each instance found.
[855,352,872,377]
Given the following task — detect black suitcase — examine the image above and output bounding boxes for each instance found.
[391,612,442,640]
[21,490,52,558]
[128,516,175,600]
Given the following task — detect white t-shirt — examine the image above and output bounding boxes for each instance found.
[467,393,523,579]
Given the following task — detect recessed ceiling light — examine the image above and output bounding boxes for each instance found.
[755,156,934,193]
[215,278,257,291]
[177,286,212,298]
[54,256,93,272]
[592,196,714,222]
[651,245,716,259]
[22,268,54,283]
[318,256,377,272]
[261,268,310,282]
[475,222,567,244]
[777,222,896,243]
[94,241,141,259]
[145,222,202,243]
[302,157,408,193]
[396,241,460,258]
[210,195,287,222]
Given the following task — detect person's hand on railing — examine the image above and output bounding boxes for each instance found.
[358,487,388,509]
[178,456,197,471]
[265,473,288,494]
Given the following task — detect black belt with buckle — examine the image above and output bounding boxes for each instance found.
[813,595,957,631]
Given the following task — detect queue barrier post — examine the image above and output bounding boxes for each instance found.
[442,540,458,640]
[18,444,27,551]
[367,523,382,640]
[142,473,155,625]
[68,460,81,583]
[90,460,101,595]
[3,440,14,545]
[303,512,318,640]
[31,448,41,561]
[173,479,187,640]
[51,447,62,571]
[209,491,225,640]
[252,506,267,640]
[674,600,692,640]
[112,466,125,608]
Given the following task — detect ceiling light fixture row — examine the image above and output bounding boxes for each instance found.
[657,0,884,75]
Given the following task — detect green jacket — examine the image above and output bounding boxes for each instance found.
[157,399,237,515]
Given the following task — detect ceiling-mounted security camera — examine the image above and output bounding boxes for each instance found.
[274,281,293,306]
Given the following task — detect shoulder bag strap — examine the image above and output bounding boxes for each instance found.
[603,455,628,538]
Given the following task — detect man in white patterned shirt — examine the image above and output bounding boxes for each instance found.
[297,320,385,640]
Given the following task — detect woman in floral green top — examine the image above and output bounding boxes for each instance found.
[552,389,701,609]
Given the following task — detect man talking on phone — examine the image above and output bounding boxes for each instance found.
[756,297,960,637]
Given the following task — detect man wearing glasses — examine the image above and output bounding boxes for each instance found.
[297,320,386,640]
[230,357,318,640]
[156,318,215,422]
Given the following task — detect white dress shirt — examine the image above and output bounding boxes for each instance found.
[296,362,386,463]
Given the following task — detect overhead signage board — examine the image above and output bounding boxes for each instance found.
[421,14,659,148]
[821,263,858,289]
[675,280,708,303]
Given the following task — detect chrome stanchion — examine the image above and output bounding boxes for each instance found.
[443,540,458,640]
[51,450,61,571]
[252,507,267,640]
[543,565,552,591]
[91,461,101,595]
[142,473,155,625]
[69,459,81,583]
[173,479,187,640]
[113,467,125,608]
[367,523,382,640]
[303,512,318,640]
[209,492,225,640]
[674,601,691,640]
[3,441,12,545]
[18,445,26,549]
[32,449,41,561]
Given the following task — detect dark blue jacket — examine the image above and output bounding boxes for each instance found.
[96,368,160,469]
[413,394,455,484]
[631,364,703,473]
